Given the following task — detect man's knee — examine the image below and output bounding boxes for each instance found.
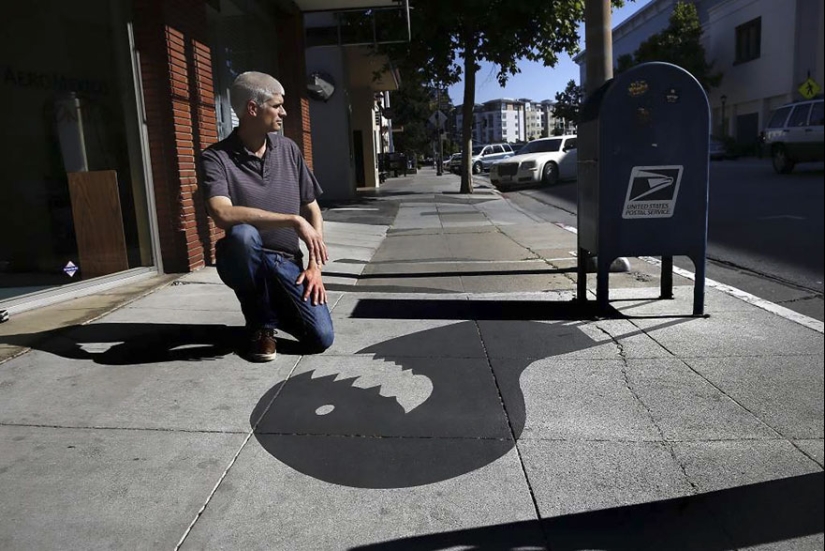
[223,224,262,250]
[305,325,334,353]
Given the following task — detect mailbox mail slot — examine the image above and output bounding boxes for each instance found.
[576,62,710,315]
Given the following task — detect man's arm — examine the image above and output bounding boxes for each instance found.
[295,199,328,305]
[207,196,328,265]
[299,200,326,265]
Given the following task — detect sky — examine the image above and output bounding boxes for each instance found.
[446,1,649,105]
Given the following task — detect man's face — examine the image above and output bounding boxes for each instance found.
[254,94,286,132]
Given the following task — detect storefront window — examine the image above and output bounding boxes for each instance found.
[0,0,154,303]
[207,0,280,139]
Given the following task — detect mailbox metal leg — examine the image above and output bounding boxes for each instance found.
[577,248,588,303]
[661,255,674,299]
[692,253,706,316]
[596,256,611,313]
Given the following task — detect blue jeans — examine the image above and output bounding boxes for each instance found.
[215,224,334,352]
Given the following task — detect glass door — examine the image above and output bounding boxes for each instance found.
[0,0,154,303]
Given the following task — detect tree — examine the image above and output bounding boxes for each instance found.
[382,0,623,193]
[616,2,722,91]
[551,79,583,133]
[390,72,452,160]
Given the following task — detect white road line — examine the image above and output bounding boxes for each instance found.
[553,223,824,334]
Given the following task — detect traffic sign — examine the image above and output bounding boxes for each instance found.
[798,77,821,99]
[428,110,447,128]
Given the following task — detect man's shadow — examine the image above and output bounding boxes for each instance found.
[0,323,307,365]
[251,300,688,489]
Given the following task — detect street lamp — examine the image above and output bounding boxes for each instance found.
[720,94,727,138]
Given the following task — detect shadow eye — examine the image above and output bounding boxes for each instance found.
[315,405,335,416]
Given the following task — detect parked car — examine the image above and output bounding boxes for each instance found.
[449,143,514,174]
[762,96,824,174]
[489,135,578,189]
[709,136,737,160]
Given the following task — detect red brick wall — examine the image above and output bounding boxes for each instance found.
[134,0,219,272]
[134,1,313,272]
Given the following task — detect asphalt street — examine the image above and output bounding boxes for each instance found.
[487,158,825,321]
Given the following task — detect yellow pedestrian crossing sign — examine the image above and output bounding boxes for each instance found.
[798,77,821,99]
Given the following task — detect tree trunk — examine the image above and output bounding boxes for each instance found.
[460,30,476,194]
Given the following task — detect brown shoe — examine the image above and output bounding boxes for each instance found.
[248,327,277,362]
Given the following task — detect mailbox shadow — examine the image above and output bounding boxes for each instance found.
[0,323,307,365]
[251,301,689,488]
[349,471,824,551]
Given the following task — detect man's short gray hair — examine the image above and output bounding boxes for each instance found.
[230,71,286,117]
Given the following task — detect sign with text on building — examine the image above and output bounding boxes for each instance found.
[622,165,684,219]
[798,77,821,100]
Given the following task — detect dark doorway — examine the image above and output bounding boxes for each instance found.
[353,130,365,186]
[737,112,760,149]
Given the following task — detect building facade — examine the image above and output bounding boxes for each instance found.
[575,0,824,147]
[452,97,566,145]
[0,0,406,316]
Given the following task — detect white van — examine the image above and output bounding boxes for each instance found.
[762,96,824,174]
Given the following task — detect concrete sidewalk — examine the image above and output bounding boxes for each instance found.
[0,168,822,550]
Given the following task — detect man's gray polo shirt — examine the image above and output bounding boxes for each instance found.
[200,131,323,259]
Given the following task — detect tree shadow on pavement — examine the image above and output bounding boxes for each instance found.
[349,471,824,551]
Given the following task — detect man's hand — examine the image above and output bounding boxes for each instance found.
[295,217,329,266]
[296,262,327,306]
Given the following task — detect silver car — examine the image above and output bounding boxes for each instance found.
[449,143,514,174]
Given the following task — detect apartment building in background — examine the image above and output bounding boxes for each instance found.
[451,97,576,145]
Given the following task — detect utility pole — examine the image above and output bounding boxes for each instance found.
[584,0,612,95]
[581,0,631,275]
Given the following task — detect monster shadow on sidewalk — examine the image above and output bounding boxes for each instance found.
[251,300,690,489]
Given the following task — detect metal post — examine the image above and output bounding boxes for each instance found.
[436,87,444,175]
[580,0,620,312]
[720,94,727,138]
[584,0,613,95]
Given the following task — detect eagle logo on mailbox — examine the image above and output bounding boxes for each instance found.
[622,165,683,219]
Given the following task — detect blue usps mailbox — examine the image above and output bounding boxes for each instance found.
[576,62,709,315]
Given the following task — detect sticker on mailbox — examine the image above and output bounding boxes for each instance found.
[622,165,683,219]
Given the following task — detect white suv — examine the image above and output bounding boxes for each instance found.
[763,97,824,174]
[449,143,514,174]
[490,135,578,189]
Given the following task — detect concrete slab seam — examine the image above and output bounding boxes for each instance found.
[551,222,824,334]
[174,355,304,551]
[618,317,817,463]
[674,353,825,461]
[472,319,547,543]
[0,422,247,435]
[594,325,702,495]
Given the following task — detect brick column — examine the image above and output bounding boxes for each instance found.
[134,0,220,272]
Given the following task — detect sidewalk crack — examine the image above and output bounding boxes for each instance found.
[473,320,550,548]
[594,324,702,496]
[174,355,303,550]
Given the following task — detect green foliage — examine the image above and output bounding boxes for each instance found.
[552,79,583,127]
[390,72,452,156]
[381,0,625,193]
[616,2,722,91]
